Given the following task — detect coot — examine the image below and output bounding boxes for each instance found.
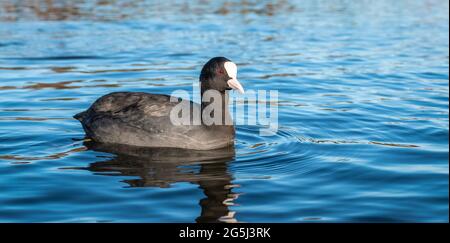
[74,57,244,150]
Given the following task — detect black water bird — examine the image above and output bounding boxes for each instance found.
[74,57,244,150]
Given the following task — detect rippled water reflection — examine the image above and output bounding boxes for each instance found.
[0,0,448,222]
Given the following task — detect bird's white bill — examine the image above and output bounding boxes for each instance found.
[227,78,245,94]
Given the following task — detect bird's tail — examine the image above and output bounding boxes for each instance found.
[73,111,87,122]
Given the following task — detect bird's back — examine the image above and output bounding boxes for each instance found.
[74,92,234,150]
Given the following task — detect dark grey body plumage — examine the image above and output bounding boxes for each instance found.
[74,57,241,150]
[74,92,234,150]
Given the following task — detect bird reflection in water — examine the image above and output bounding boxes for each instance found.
[78,141,239,223]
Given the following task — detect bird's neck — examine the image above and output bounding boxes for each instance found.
[200,89,232,126]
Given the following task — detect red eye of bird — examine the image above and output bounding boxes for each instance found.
[218,69,224,74]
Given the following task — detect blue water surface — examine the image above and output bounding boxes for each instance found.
[0,0,448,222]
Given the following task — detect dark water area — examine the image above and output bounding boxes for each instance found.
[0,0,448,222]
